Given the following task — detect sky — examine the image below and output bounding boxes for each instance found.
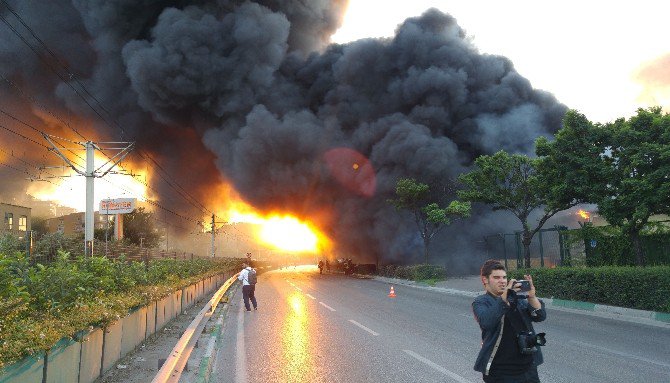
[331,0,670,124]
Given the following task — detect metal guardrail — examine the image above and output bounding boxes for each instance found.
[152,272,240,383]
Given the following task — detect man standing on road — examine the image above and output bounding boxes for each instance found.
[473,260,547,382]
[238,262,257,312]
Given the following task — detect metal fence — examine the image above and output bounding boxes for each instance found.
[481,226,580,270]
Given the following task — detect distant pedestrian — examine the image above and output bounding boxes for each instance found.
[318,260,324,274]
[238,262,258,312]
[325,259,330,273]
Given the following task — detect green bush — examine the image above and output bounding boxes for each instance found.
[510,266,670,313]
[564,224,670,266]
[0,252,238,368]
[378,264,447,281]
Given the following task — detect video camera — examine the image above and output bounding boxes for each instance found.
[517,331,547,355]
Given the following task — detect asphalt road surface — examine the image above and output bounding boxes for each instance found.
[209,266,670,383]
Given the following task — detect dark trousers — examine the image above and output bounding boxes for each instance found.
[242,284,257,311]
[483,366,540,383]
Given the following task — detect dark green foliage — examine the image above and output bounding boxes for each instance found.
[378,264,447,281]
[564,224,670,266]
[458,150,576,268]
[389,178,470,264]
[510,266,670,313]
[123,207,161,248]
[0,234,24,255]
[0,251,237,367]
[537,108,670,265]
[32,232,83,260]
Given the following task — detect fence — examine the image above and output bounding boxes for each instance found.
[481,226,579,270]
[28,239,200,265]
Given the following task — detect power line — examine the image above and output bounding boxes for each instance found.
[0,2,221,223]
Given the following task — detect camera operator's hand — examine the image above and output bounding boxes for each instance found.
[502,278,519,305]
[524,274,542,310]
[524,274,537,298]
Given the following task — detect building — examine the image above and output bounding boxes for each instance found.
[44,211,111,236]
[1,202,31,240]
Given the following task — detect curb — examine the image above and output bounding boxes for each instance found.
[373,276,670,327]
[196,283,238,383]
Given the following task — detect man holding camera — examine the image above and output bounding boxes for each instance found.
[473,260,547,382]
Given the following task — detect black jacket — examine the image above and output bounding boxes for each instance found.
[472,292,547,375]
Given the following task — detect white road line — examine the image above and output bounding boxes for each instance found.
[319,302,336,311]
[305,294,316,300]
[294,286,303,291]
[348,320,379,336]
[289,282,295,287]
[403,350,473,383]
[570,340,670,369]
[235,307,247,383]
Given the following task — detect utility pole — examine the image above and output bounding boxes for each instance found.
[209,213,228,258]
[210,213,216,258]
[43,134,134,256]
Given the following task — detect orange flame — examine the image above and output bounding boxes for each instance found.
[208,184,331,254]
[577,209,590,220]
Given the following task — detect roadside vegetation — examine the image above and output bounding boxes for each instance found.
[392,107,670,268]
[0,250,238,369]
[378,264,447,286]
[386,107,670,313]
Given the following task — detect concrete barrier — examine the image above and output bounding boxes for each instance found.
[78,328,104,383]
[121,307,147,357]
[45,338,80,383]
[155,296,169,331]
[0,271,234,383]
[0,353,44,383]
[101,320,122,374]
[171,290,182,320]
[146,301,157,338]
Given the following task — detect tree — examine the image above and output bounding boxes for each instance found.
[30,217,49,240]
[458,150,578,268]
[389,178,471,264]
[536,108,670,266]
[123,207,161,248]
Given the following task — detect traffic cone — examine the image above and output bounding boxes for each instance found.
[388,286,396,298]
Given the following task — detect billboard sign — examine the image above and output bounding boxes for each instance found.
[100,198,136,214]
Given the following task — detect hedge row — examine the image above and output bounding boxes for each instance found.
[378,264,447,281]
[509,266,670,313]
[563,224,670,266]
[0,251,239,368]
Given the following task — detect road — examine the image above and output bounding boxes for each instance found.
[208,266,670,383]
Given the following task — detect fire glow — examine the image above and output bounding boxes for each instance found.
[577,209,591,220]
[227,210,328,253]
[26,152,149,212]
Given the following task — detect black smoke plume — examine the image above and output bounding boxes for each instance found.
[0,1,566,270]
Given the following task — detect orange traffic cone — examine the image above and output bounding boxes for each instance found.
[388,286,396,298]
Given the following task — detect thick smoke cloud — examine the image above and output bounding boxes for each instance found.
[0,1,566,271]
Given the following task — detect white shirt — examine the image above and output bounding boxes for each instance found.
[238,267,253,286]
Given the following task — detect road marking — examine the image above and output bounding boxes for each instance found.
[294,286,303,291]
[305,294,316,300]
[288,282,295,287]
[319,302,336,311]
[235,307,247,383]
[348,320,379,336]
[570,340,670,369]
[403,350,473,383]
